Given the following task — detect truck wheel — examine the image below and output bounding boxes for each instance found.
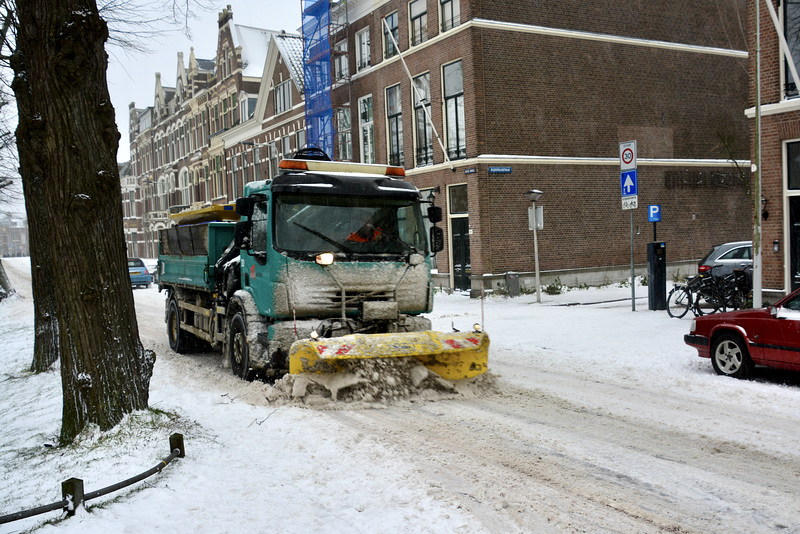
[229,312,251,380]
[167,300,188,354]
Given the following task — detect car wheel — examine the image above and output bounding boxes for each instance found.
[228,312,252,380]
[711,333,753,379]
[167,299,187,354]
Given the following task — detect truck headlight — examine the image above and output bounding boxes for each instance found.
[316,252,335,266]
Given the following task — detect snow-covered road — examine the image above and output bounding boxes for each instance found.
[2,257,799,533]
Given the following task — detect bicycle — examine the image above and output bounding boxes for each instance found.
[667,267,727,318]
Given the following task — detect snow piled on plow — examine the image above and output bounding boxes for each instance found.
[263,357,498,406]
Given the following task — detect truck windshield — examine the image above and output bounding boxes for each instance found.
[274,193,428,258]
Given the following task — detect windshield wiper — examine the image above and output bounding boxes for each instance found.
[367,224,422,256]
[292,221,355,254]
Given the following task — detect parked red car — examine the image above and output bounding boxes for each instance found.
[684,288,800,378]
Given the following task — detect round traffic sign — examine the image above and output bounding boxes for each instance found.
[621,148,634,165]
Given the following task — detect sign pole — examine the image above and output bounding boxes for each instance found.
[630,211,635,311]
[620,140,638,312]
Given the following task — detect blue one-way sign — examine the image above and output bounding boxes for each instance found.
[621,170,638,196]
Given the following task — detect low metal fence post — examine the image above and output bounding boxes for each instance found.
[61,478,84,517]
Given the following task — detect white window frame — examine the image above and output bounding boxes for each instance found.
[409,0,427,46]
[334,39,349,81]
[336,108,352,161]
[383,11,399,59]
[386,84,404,167]
[442,59,466,160]
[413,72,433,167]
[440,0,461,32]
[359,95,375,164]
[356,27,371,72]
[281,135,292,158]
[275,80,292,115]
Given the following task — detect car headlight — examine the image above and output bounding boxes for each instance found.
[689,319,696,333]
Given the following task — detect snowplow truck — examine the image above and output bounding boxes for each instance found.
[157,151,489,381]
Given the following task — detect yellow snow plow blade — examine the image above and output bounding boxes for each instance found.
[289,330,489,380]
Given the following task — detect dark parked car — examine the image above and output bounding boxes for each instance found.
[142,258,158,283]
[128,258,151,289]
[684,288,800,378]
[698,241,752,277]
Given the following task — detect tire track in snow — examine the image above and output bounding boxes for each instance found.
[323,384,800,533]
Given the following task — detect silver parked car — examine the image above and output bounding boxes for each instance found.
[698,241,752,277]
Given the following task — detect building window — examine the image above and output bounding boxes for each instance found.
[443,60,466,160]
[785,1,800,98]
[335,108,352,161]
[334,40,349,81]
[275,80,292,114]
[386,84,404,167]
[215,155,223,198]
[409,0,427,46]
[282,135,292,158]
[356,27,370,71]
[383,11,399,59]
[359,95,375,164]
[158,177,167,211]
[269,143,279,179]
[788,141,800,189]
[413,73,433,166]
[180,168,191,205]
[441,0,461,32]
[296,129,306,151]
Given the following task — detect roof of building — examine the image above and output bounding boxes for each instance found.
[196,58,216,72]
[231,24,279,78]
[273,32,305,93]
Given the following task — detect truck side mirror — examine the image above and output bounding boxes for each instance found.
[236,197,255,218]
[234,220,252,250]
[430,226,444,253]
[427,206,443,224]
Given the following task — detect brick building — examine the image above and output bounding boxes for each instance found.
[0,214,28,257]
[745,0,800,302]
[128,2,752,293]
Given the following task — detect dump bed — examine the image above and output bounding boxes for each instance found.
[158,222,236,291]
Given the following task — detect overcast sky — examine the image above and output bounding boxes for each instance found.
[107,1,303,163]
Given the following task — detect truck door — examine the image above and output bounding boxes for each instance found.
[241,200,272,310]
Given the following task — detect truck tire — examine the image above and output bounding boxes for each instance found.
[228,312,252,380]
[167,299,188,354]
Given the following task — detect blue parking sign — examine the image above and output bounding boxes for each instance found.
[648,204,661,222]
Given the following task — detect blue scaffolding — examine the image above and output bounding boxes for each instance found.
[302,0,334,158]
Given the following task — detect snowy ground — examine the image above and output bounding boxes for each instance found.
[1,257,800,533]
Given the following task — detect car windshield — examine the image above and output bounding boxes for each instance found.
[128,259,144,268]
[782,291,800,311]
[273,193,427,257]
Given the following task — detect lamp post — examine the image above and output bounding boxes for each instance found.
[524,189,543,303]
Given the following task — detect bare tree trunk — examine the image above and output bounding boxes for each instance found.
[0,258,12,300]
[29,261,60,373]
[13,0,154,443]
